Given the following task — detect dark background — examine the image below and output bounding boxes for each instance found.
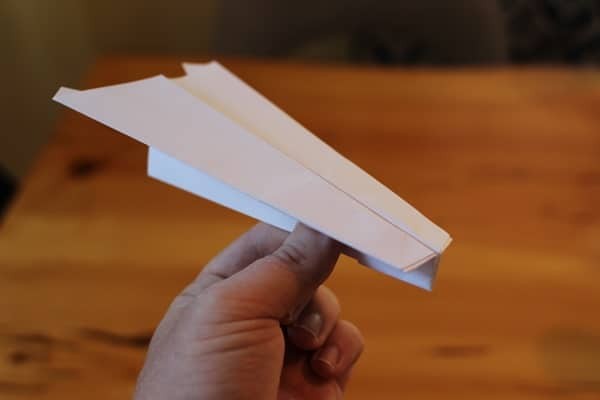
[2,0,599,214]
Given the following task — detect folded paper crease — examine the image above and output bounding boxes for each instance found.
[53,61,451,290]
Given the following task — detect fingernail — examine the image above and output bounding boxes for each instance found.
[316,344,340,371]
[294,312,322,338]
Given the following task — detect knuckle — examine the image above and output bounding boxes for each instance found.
[272,241,309,267]
[343,320,365,348]
[320,285,341,312]
[170,282,203,309]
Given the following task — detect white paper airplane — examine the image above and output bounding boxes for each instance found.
[53,61,451,290]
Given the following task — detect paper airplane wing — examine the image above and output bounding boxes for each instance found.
[53,63,451,290]
[178,62,450,254]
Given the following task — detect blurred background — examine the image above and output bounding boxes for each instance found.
[1,0,600,215]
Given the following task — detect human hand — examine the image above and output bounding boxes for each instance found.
[134,223,364,400]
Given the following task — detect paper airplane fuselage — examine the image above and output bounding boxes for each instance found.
[53,62,451,290]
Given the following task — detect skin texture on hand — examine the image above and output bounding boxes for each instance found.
[134,223,364,400]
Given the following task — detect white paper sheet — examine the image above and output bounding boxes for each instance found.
[177,62,450,254]
[53,62,451,290]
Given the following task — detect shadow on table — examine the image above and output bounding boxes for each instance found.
[538,328,600,396]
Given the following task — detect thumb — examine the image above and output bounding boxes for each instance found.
[218,223,341,323]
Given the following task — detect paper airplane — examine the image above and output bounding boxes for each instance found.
[53,61,451,290]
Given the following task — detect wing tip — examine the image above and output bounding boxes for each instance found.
[52,86,79,105]
[181,60,221,74]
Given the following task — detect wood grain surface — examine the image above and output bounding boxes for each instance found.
[1,57,599,399]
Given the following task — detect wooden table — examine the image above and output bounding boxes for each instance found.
[1,57,599,399]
